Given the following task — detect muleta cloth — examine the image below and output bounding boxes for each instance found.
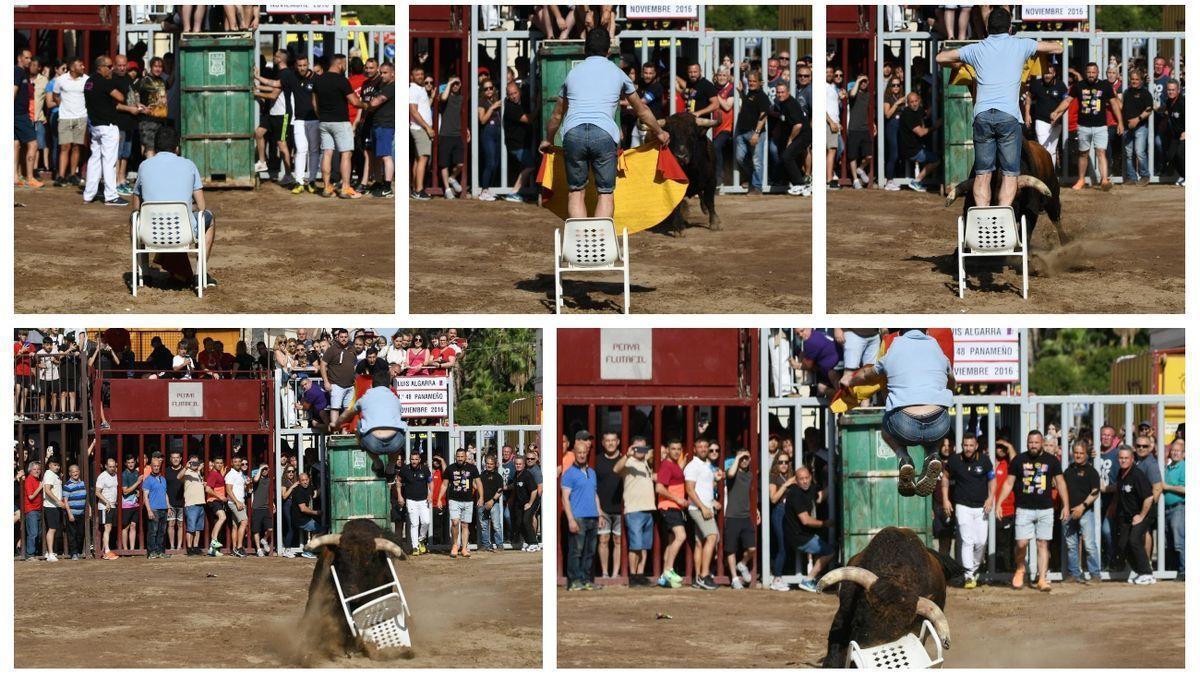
[950,54,1047,88]
[537,143,690,234]
[830,329,956,414]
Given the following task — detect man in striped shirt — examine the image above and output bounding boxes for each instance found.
[63,464,88,559]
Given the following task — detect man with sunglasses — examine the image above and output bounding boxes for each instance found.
[724,448,758,589]
[437,76,467,199]
[409,66,435,200]
[1132,434,1164,563]
[82,56,146,206]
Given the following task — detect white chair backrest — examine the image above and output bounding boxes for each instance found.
[137,202,195,249]
[849,633,935,669]
[561,218,619,268]
[964,206,1017,253]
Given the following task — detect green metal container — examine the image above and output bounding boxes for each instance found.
[537,40,621,144]
[327,435,391,534]
[179,33,257,188]
[839,409,932,562]
[941,40,977,191]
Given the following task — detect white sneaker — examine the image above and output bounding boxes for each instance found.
[731,577,745,589]
[479,189,497,201]
[520,544,530,552]
[884,180,900,191]
[282,549,296,559]
[254,160,268,172]
[856,168,871,185]
[799,185,812,197]
[787,184,803,196]
[1127,574,1137,584]
[1135,574,1157,585]
[448,177,463,193]
[852,178,863,189]
[737,561,752,584]
[445,187,456,200]
[45,553,59,562]
[529,543,542,552]
[770,577,790,592]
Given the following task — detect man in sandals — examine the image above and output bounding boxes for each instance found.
[839,329,954,497]
[313,53,369,199]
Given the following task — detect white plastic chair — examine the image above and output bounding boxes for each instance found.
[957,205,1027,299]
[848,619,945,669]
[331,557,413,650]
[553,217,630,314]
[130,201,206,298]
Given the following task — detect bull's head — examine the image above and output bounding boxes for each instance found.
[653,113,718,166]
[305,533,408,559]
[819,566,951,651]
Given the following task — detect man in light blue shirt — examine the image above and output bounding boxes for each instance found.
[935,7,1062,209]
[540,27,670,219]
[840,329,955,498]
[131,125,218,286]
[354,385,407,457]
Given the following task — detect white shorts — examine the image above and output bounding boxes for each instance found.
[449,499,474,523]
[329,384,354,410]
[1015,507,1054,541]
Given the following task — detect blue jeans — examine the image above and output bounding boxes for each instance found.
[882,407,952,459]
[734,130,768,189]
[566,516,598,584]
[480,124,501,189]
[770,501,787,575]
[884,116,901,179]
[1123,124,1149,180]
[562,123,618,193]
[24,510,42,557]
[147,508,168,554]
[1064,509,1101,578]
[1167,506,1185,574]
[972,108,1022,176]
[359,428,406,455]
[478,500,504,549]
[712,130,731,182]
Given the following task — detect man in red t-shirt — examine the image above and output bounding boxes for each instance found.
[14,330,35,420]
[655,439,689,588]
[22,461,45,560]
[992,438,1017,572]
[203,456,228,556]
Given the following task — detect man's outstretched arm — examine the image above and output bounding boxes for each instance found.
[935,48,961,67]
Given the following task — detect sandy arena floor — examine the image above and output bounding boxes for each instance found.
[558,579,1183,668]
[13,182,395,313]
[14,549,540,668]
[827,184,1184,314]
[409,193,811,314]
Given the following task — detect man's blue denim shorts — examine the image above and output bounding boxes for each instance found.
[563,123,618,193]
[972,108,1022,177]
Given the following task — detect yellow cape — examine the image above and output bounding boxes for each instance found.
[538,143,689,235]
[951,54,1046,86]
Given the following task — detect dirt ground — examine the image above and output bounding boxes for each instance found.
[558,580,1184,668]
[827,185,1184,313]
[13,183,394,313]
[409,194,811,314]
[14,550,540,668]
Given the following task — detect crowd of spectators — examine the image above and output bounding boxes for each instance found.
[409,8,814,200]
[15,7,395,201]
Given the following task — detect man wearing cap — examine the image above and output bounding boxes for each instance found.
[615,436,656,586]
[561,430,601,590]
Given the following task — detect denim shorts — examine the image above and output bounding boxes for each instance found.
[798,535,834,557]
[34,121,46,149]
[562,123,618,193]
[882,407,951,454]
[972,108,1022,177]
[1077,125,1108,152]
[319,121,354,152]
[910,147,935,164]
[373,126,394,157]
[625,511,654,550]
[118,130,133,159]
[359,427,405,455]
[185,504,205,532]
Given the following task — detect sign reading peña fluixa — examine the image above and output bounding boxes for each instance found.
[168,382,204,417]
[600,328,653,380]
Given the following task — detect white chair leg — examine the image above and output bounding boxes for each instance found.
[1021,250,1029,300]
[622,228,630,314]
[554,269,562,314]
[956,217,965,299]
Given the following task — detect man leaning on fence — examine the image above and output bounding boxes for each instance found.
[540,27,670,219]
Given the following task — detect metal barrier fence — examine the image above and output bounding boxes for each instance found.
[867,4,1186,186]
[14,352,87,421]
[467,6,812,195]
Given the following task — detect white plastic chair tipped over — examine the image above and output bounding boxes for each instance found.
[553,217,630,314]
[130,201,207,298]
[847,619,945,669]
[956,205,1027,299]
[331,557,413,651]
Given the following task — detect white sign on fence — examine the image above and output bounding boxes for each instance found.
[168,382,204,417]
[626,3,700,20]
[600,328,653,380]
[954,341,1021,361]
[394,377,449,418]
[266,4,335,14]
[1021,5,1089,22]
[952,328,1020,382]
[402,403,449,419]
[952,327,1019,342]
[955,362,1020,383]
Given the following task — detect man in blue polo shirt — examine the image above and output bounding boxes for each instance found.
[131,125,218,287]
[561,430,600,590]
[935,7,1062,208]
[540,27,670,219]
[142,452,170,558]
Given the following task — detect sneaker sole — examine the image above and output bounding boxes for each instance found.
[914,459,943,496]
[898,463,916,496]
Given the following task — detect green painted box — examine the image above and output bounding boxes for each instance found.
[327,435,391,534]
[179,33,257,188]
[941,40,978,191]
[839,409,932,562]
[537,40,621,144]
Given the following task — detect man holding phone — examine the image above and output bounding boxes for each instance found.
[615,437,655,586]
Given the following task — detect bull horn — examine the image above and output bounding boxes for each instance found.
[817,566,879,592]
[374,538,407,559]
[916,597,952,650]
[694,117,719,128]
[1017,174,1052,197]
[305,534,341,551]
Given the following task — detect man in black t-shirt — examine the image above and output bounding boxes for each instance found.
[782,466,834,592]
[82,56,144,206]
[734,71,774,192]
[774,83,810,195]
[686,62,719,119]
[1023,65,1071,167]
[291,471,321,556]
[437,448,482,558]
[634,63,665,146]
[1068,62,1123,190]
[1113,446,1156,583]
[1062,441,1101,582]
[354,347,390,387]
[478,454,505,551]
[1159,79,1185,185]
[312,53,368,198]
[397,450,432,554]
[943,435,994,588]
[996,430,1068,591]
[14,48,38,186]
[1120,70,1155,183]
[511,455,539,550]
[898,92,940,192]
[502,81,537,202]
[165,450,187,551]
[368,64,395,197]
[594,432,624,578]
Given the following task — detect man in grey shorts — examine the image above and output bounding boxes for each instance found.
[684,439,720,590]
[438,448,483,558]
[996,430,1069,592]
[313,53,368,198]
[540,27,668,219]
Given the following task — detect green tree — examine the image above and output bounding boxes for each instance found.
[706,6,780,31]
[1095,6,1162,32]
[454,329,539,425]
[1028,329,1148,395]
[344,5,394,26]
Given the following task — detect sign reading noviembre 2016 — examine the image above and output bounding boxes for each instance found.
[1021,5,1088,21]
[626,4,699,20]
[168,382,204,417]
[600,328,653,380]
